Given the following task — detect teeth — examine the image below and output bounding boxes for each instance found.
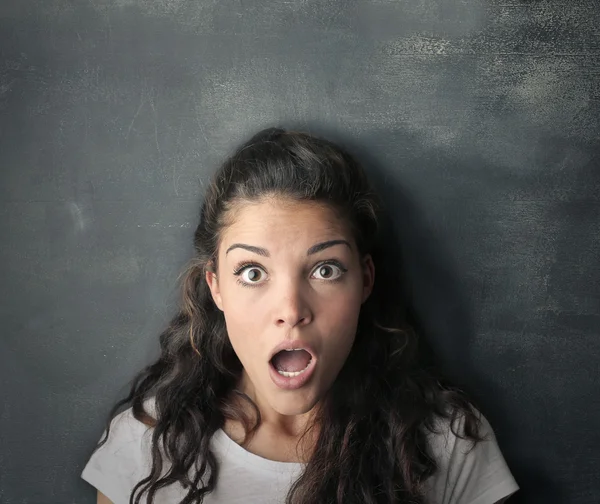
[276,359,312,378]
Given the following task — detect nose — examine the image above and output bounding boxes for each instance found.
[274,280,313,328]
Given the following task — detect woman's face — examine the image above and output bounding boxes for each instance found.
[206,197,374,429]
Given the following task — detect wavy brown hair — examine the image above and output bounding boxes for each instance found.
[93,127,486,504]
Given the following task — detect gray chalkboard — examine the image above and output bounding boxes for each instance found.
[1,1,598,503]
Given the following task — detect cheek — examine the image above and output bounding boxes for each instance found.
[220,291,266,363]
[222,291,267,332]
[318,288,363,344]
[329,277,364,315]
[222,315,259,373]
[222,304,256,343]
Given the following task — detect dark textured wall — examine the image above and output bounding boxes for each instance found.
[1,1,598,503]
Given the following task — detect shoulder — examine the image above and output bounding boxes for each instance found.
[422,407,520,504]
[80,399,157,504]
[100,398,156,452]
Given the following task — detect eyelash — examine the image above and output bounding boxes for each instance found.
[233,260,348,289]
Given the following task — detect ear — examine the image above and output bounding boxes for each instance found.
[360,254,375,304]
[205,268,224,311]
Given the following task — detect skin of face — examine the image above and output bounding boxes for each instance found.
[205,197,375,437]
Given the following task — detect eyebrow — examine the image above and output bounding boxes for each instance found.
[225,239,352,257]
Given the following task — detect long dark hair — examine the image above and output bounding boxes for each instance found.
[94,127,486,504]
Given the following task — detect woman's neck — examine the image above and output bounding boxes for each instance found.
[222,417,314,463]
[221,386,321,463]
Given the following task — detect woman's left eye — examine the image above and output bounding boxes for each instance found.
[312,263,346,281]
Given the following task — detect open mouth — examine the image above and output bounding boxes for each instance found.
[270,348,313,377]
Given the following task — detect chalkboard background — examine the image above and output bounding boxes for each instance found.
[1,1,598,503]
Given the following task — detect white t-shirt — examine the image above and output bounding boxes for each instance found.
[81,399,519,504]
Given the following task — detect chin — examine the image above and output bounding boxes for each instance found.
[270,391,320,416]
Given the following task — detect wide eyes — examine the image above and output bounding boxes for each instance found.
[239,266,265,284]
[235,261,347,288]
[312,264,342,281]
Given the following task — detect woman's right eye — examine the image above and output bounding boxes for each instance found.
[235,265,267,287]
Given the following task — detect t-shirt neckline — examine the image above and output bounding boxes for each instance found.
[212,428,306,474]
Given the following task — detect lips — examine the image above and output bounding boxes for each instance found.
[267,339,319,390]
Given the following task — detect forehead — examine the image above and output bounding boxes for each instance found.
[220,198,352,250]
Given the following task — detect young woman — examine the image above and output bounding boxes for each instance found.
[81,127,519,504]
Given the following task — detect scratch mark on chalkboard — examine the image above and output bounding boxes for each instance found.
[193,94,220,157]
[136,222,191,228]
[68,202,86,232]
[149,98,161,155]
[105,9,113,43]
[173,123,184,196]
[125,95,145,139]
